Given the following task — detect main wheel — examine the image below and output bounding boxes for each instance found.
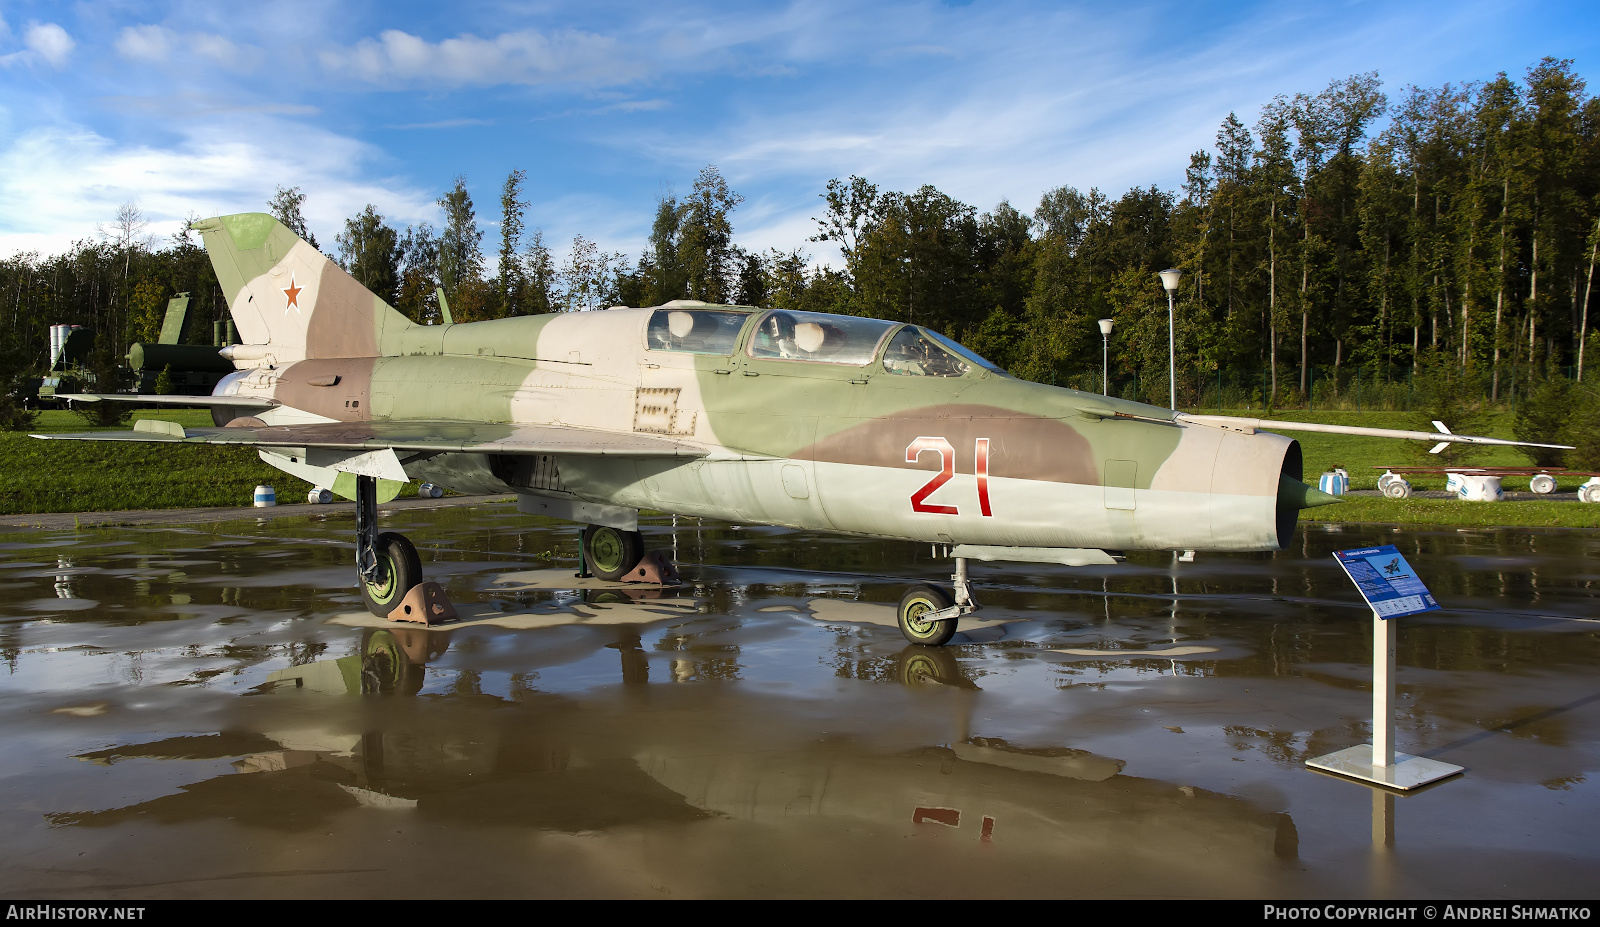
[1530,473,1557,495]
[583,525,644,581]
[898,583,957,646]
[360,532,423,617]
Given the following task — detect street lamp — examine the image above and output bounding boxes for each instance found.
[1158,268,1182,410]
[1098,318,1114,396]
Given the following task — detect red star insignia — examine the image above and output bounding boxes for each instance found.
[282,276,303,312]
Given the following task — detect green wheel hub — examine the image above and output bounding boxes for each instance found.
[898,583,957,646]
[589,527,628,574]
[364,554,399,605]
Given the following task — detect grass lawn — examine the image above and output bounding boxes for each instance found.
[1,409,313,515]
[1205,408,1600,529]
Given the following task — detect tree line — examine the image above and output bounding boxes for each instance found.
[2,57,1596,413]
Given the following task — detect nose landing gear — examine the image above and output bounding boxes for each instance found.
[897,556,981,647]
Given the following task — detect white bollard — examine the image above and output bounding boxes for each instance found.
[253,485,276,507]
[307,487,333,504]
[1318,471,1345,496]
[1448,473,1503,501]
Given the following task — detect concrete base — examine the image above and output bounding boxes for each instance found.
[1306,744,1463,790]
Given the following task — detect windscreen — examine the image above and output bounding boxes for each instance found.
[882,327,970,377]
[646,309,748,355]
[924,329,1004,372]
[747,310,897,366]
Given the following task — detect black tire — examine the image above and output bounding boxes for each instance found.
[898,583,957,646]
[584,525,644,581]
[360,532,423,617]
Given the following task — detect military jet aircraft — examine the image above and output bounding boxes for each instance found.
[42,213,1567,645]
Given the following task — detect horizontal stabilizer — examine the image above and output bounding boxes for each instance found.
[32,419,709,458]
[57,393,279,408]
[1178,413,1573,451]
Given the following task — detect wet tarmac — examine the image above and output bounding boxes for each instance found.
[2,501,1597,899]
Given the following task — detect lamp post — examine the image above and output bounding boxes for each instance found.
[1158,268,1182,410]
[1098,318,1114,396]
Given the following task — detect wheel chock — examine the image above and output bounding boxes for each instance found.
[387,581,458,625]
[620,550,681,585]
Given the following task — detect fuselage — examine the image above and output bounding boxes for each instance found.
[221,303,1302,553]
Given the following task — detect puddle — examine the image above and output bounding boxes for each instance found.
[0,509,1596,897]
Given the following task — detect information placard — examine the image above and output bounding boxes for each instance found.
[1333,545,1440,619]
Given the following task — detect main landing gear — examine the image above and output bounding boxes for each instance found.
[355,474,456,624]
[577,524,680,585]
[897,556,980,647]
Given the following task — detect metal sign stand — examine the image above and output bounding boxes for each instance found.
[1306,546,1464,790]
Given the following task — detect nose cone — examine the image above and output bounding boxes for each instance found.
[1279,474,1342,510]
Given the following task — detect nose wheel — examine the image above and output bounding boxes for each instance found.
[896,556,981,647]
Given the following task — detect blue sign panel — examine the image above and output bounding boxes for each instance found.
[1333,545,1440,619]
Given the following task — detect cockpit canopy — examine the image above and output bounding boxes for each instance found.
[646,308,748,355]
[645,306,1003,377]
[747,310,897,365]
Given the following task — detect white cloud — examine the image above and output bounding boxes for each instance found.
[115,24,170,61]
[25,22,73,66]
[1,21,74,68]
[0,119,438,257]
[116,24,258,71]
[322,28,644,88]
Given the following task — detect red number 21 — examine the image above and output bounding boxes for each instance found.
[906,437,992,517]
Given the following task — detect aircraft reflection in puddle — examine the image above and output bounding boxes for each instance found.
[53,639,1297,871]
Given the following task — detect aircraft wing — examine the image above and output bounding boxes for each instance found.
[31,420,709,458]
[57,393,280,408]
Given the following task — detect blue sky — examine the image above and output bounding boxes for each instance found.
[0,0,1595,268]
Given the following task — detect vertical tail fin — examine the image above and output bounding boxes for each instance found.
[190,213,413,361]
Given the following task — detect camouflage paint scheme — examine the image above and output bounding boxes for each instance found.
[58,214,1309,553]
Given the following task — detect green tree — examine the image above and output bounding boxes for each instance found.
[678,165,744,304]
[267,186,318,249]
[396,223,439,323]
[522,228,556,315]
[335,205,401,306]
[437,176,484,305]
[634,195,688,306]
[498,169,529,316]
